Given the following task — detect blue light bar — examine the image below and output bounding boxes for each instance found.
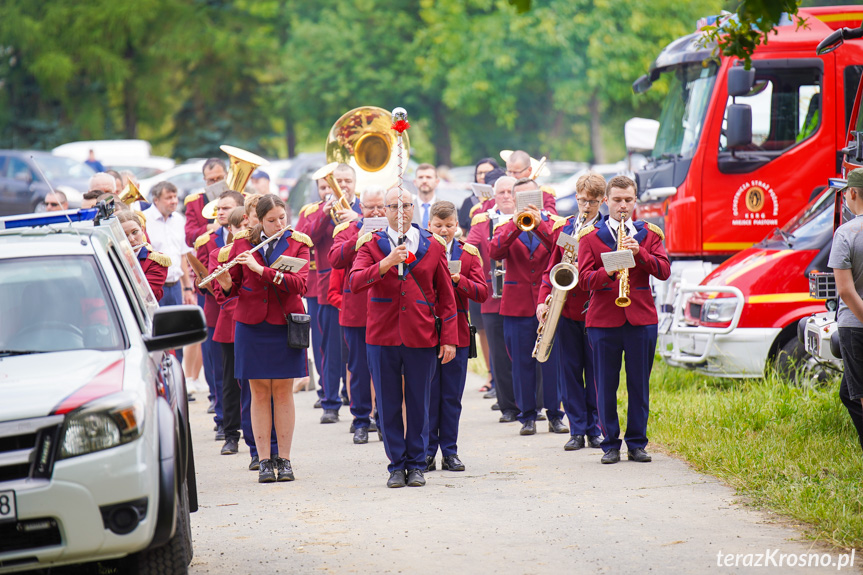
[829,178,848,189]
[0,208,98,230]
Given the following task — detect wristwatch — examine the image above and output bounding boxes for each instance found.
[183,287,193,292]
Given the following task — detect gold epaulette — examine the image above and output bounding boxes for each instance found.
[218,245,232,263]
[646,222,665,241]
[147,251,172,268]
[184,192,202,206]
[469,203,484,218]
[194,232,212,250]
[356,232,374,250]
[299,202,314,217]
[234,229,251,239]
[493,218,512,232]
[471,212,489,227]
[540,185,556,198]
[304,202,320,216]
[432,233,447,247]
[291,230,313,247]
[551,214,567,231]
[577,224,596,241]
[462,242,480,258]
[332,221,351,238]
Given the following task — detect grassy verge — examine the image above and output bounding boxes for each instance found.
[649,361,863,549]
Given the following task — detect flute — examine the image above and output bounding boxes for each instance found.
[197,224,291,288]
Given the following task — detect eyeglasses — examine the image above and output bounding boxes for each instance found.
[576,199,600,206]
[506,167,529,176]
[45,202,61,208]
[361,203,385,211]
[385,203,414,210]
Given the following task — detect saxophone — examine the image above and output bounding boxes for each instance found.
[615,212,632,308]
[532,212,587,362]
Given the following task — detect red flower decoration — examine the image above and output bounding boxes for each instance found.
[405,251,416,264]
[391,119,411,133]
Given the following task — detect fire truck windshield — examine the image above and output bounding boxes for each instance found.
[652,63,718,162]
[762,187,836,250]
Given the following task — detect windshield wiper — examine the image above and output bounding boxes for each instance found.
[649,153,682,167]
[0,350,44,357]
[773,227,793,246]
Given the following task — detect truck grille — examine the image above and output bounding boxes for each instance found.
[0,518,61,553]
[809,272,836,300]
[0,416,64,482]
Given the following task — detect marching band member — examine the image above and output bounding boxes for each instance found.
[195,190,244,443]
[425,201,488,472]
[304,164,362,423]
[577,176,670,464]
[504,150,557,214]
[466,176,519,422]
[490,178,566,436]
[328,185,387,444]
[295,181,329,401]
[116,210,169,300]
[184,158,227,247]
[537,172,606,451]
[213,194,312,483]
[349,187,458,488]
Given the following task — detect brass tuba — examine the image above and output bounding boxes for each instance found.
[202,145,269,219]
[312,162,352,224]
[325,106,409,191]
[118,179,144,206]
[615,213,632,308]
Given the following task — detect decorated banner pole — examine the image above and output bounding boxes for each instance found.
[391,107,410,281]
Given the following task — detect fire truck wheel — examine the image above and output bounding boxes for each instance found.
[774,338,808,385]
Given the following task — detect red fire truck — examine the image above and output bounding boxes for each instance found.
[635,7,863,377]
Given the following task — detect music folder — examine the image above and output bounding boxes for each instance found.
[360,217,389,235]
[447,260,462,274]
[470,183,494,199]
[271,256,308,274]
[515,190,543,214]
[600,250,636,272]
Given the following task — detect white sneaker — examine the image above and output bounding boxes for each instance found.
[187,378,208,393]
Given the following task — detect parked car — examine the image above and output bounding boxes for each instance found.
[52,140,175,179]
[0,208,205,573]
[0,150,93,216]
[138,160,206,205]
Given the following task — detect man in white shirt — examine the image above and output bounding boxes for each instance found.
[142,181,195,308]
[412,163,439,229]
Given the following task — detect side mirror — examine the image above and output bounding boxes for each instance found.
[632,74,653,94]
[817,26,863,56]
[727,66,755,97]
[726,104,753,149]
[144,305,207,352]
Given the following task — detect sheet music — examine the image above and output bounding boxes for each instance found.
[271,255,308,274]
[360,217,388,235]
[600,250,636,272]
[556,232,578,252]
[515,190,542,214]
[448,260,462,274]
[204,180,230,203]
[470,183,494,199]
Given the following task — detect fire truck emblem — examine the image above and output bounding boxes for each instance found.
[732,180,778,227]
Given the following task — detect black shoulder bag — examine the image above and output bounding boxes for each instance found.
[272,286,311,349]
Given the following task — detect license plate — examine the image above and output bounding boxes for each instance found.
[806,330,820,357]
[0,490,16,524]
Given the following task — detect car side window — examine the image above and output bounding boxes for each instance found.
[107,248,149,334]
[7,157,34,182]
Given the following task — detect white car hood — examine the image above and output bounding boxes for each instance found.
[0,350,125,421]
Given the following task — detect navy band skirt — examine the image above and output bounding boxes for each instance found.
[235,321,308,380]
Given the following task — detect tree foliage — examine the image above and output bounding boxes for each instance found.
[0,0,725,165]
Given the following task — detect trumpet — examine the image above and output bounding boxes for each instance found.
[515,211,537,232]
[615,213,632,308]
[197,224,291,288]
[312,162,351,224]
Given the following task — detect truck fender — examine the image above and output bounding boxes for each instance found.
[148,396,178,550]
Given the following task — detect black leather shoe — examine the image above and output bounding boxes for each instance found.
[369,418,378,432]
[213,423,218,431]
[320,409,339,424]
[353,427,368,444]
[220,438,238,455]
[564,435,585,451]
[387,470,406,488]
[187,393,196,402]
[441,454,465,471]
[587,435,603,449]
[207,398,216,414]
[499,411,518,423]
[258,459,276,483]
[491,402,501,411]
[406,468,426,487]
[341,395,350,406]
[548,418,569,434]
[601,449,621,464]
[377,429,383,442]
[215,426,225,441]
[483,387,497,399]
[313,398,322,409]
[536,412,547,421]
[276,457,295,481]
[519,420,536,436]
[425,455,436,472]
[628,448,652,463]
[249,456,259,471]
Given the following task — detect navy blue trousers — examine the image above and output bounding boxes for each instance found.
[203,326,224,427]
[587,322,657,452]
[239,378,278,458]
[344,326,373,428]
[558,317,601,437]
[503,315,562,423]
[367,344,436,473]
[483,312,517,414]
[307,296,324,393]
[157,283,183,364]
[428,346,469,458]
[318,303,343,411]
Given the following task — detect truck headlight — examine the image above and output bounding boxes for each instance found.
[701,299,738,323]
[59,394,144,459]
